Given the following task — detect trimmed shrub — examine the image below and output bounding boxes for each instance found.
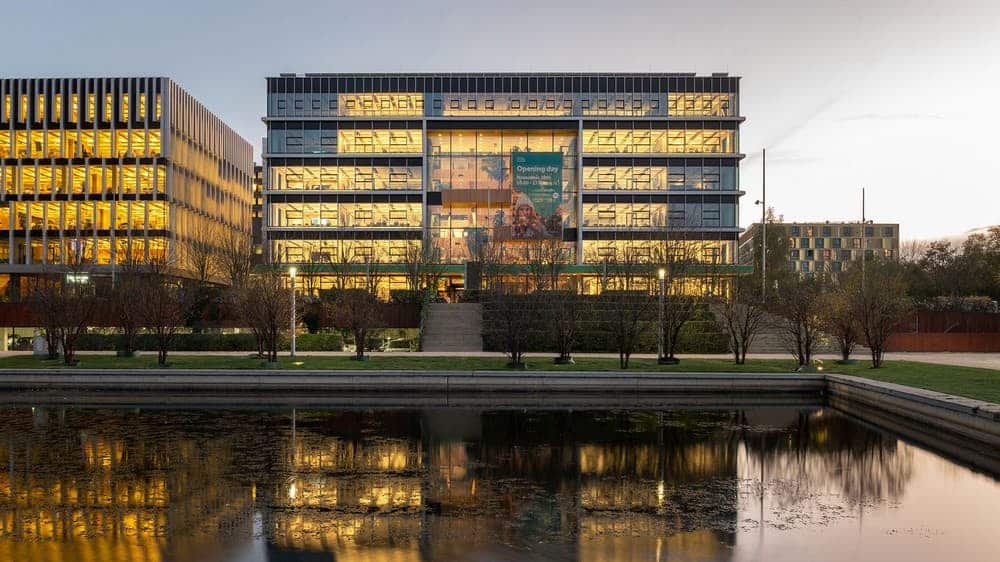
[290,332,344,352]
[482,296,728,354]
[390,289,429,304]
[75,331,342,352]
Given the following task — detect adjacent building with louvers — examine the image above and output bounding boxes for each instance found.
[0,77,254,299]
[739,221,900,275]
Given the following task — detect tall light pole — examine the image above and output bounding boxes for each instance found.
[289,266,297,358]
[657,268,666,364]
[760,147,766,297]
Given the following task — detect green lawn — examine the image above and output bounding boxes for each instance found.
[826,360,1000,404]
[0,354,997,403]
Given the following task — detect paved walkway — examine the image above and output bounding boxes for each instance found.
[1,350,996,369]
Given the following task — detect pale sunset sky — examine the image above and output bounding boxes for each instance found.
[5,0,998,240]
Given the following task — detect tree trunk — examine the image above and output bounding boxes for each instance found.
[62,339,74,365]
[871,345,883,368]
[355,328,365,360]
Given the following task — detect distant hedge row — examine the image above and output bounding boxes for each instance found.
[71,332,343,352]
[481,295,729,354]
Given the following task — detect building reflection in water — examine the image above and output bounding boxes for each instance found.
[0,405,927,562]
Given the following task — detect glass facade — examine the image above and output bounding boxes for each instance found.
[263,73,743,295]
[0,77,254,292]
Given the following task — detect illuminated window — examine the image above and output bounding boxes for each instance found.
[87,93,96,121]
[2,95,9,121]
[19,95,28,122]
[52,94,61,122]
[121,94,129,121]
[138,93,146,119]
[104,93,112,122]
[69,94,79,123]
[36,95,44,122]
[155,94,161,120]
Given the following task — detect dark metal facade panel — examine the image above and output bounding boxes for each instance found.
[267,74,740,94]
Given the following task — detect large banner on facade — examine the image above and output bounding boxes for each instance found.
[510,151,564,239]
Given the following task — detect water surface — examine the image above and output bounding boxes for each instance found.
[0,404,997,561]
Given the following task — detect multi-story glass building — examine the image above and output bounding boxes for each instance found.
[262,73,745,296]
[739,221,900,275]
[0,77,254,299]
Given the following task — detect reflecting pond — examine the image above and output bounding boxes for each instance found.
[0,405,998,561]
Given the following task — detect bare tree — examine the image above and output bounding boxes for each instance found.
[898,238,930,263]
[715,274,768,365]
[772,273,828,367]
[358,254,386,297]
[403,241,446,296]
[112,258,145,356]
[475,236,508,293]
[29,266,102,365]
[655,240,704,364]
[846,260,913,368]
[525,237,569,292]
[238,270,288,362]
[28,274,64,359]
[182,222,220,285]
[549,288,586,364]
[331,288,383,360]
[822,282,860,362]
[137,260,190,366]
[329,246,356,292]
[484,284,536,368]
[661,294,698,363]
[601,252,656,369]
[602,290,655,370]
[216,227,254,287]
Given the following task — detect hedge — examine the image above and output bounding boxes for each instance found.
[481,297,729,354]
[74,332,343,352]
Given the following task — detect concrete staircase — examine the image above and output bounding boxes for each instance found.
[422,303,484,352]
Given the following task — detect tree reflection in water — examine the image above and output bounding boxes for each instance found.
[736,409,914,513]
[0,405,933,562]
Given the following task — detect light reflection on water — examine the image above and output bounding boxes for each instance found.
[0,406,997,562]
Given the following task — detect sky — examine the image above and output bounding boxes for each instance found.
[5,0,999,240]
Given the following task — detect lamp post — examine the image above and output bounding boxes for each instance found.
[657,268,666,364]
[289,266,297,358]
[756,147,767,298]
[754,199,766,299]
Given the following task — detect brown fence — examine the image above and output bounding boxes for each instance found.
[910,310,1000,333]
[885,310,1000,352]
[886,333,1000,353]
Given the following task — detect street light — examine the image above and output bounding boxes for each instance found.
[757,147,767,298]
[657,268,666,364]
[754,198,766,299]
[289,266,297,358]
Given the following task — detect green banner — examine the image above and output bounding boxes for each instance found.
[511,151,563,239]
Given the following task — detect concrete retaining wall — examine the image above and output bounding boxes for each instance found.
[0,369,826,394]
[825,374,1000,450]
